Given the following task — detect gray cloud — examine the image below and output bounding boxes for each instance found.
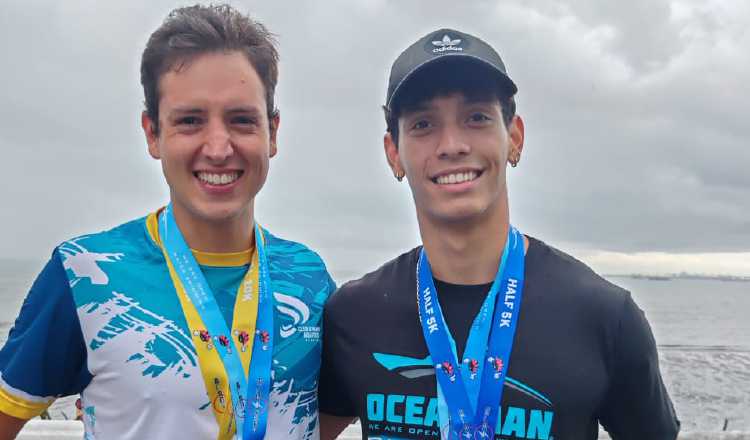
[0,0,748,275]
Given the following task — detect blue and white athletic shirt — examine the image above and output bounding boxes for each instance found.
[0,212,335,440]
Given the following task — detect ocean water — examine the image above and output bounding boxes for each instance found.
[615,277,750,431]
[0,260,748,429]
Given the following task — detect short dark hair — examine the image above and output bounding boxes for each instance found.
[384,61,516,147]
[140,4,279,134]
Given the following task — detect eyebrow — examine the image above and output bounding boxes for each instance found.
[401,103,432,115]
[168,107,204,117]
[226,106,262,115]
[402,96,500,117]
[168,106,263,117]
[462,96,498,105]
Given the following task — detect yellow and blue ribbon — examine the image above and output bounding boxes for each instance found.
[158,204,273,440]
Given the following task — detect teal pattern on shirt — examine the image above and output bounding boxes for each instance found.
[2,212,334,440]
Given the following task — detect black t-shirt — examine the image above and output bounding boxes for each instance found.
[319,237,680,440]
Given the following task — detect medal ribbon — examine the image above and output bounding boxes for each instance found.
[417,226,525,439]
[158,204,273,440]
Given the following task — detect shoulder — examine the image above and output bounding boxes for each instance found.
[57,215,153,261]
[326,247,420,316]
[262,228,329,270]
[9,249,74,322]
[261,228,335,300]
[525,236,630,312]
[53,215,162,294]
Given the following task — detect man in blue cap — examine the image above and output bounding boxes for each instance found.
[318,28,679,440]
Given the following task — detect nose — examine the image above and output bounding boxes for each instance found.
[202,119,233,162]
[435,123,470,158]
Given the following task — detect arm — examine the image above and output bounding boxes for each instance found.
[319,413,356,440]
[318,288,358,440]
[598,292,680,440]
[0,412,25,440]
[0,250,90,431]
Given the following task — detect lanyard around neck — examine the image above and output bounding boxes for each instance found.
[158,204,274,440]
[417,226,525,439]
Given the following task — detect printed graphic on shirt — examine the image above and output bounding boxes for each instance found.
[319,242,679,440]
[365,351,555,440]
[0,214,333,440]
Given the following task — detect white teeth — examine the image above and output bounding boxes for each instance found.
[436,171,478,185]
[197,172,240,185]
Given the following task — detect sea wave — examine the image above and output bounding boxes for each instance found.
[659,344,750,353]
[659,348,750,431]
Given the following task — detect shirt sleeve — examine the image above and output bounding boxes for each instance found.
[598,292,680,440]
[326,273,337,299]
[318,288,357,417]
[0,249,92,419]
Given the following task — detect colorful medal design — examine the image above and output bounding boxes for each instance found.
[439,361,457,382]
[256,329,270,350]
[195,329,213,350]
[217,335,232,353]
[463,358,479,380]
[235,330,250,352]
[489,356,504,379]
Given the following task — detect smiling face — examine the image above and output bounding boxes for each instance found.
[142,51,278,227]
[385,92,523,226]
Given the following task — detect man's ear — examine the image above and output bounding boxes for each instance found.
[142,111,160,160]
[384,132,405,178]
[269,111,280,158]
[507,115,525,164]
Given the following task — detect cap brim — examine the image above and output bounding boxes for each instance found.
[387,54,517,110]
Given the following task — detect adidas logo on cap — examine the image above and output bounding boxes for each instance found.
[431,34,463,53]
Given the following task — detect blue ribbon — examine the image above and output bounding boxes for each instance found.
[159,204,273,440]
[242,218,274,440]
[417,226,525,439]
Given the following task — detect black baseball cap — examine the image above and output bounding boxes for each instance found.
[385,28,517,111]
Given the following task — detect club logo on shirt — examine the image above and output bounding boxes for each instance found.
[274,292,320,342]
[372,351,555,408]
[368,352,556,438]
[365,393,554,440]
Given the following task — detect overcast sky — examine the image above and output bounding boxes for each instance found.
[1,0,748,278]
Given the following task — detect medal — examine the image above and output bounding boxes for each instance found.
[417,226,525,440]
[158,204,274,440]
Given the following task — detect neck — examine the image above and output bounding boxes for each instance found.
[418,199,510,285]
[170,202,255,253]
